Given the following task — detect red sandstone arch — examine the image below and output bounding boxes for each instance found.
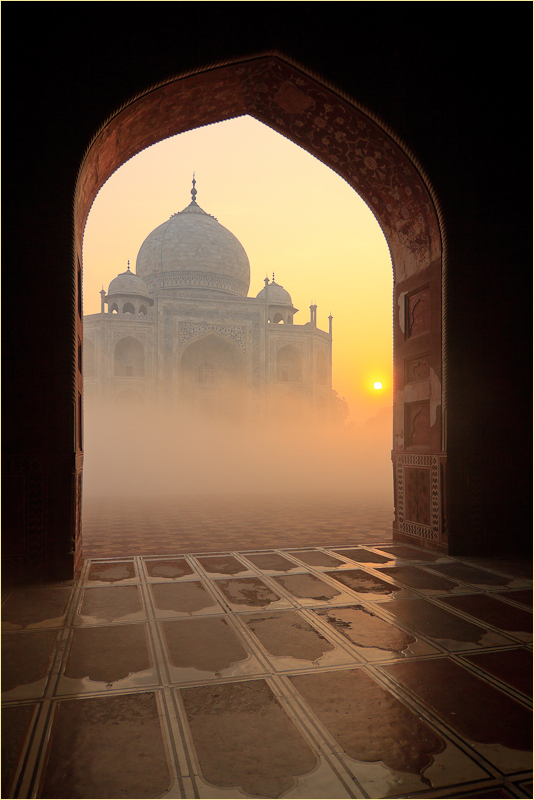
[74,53,446,558]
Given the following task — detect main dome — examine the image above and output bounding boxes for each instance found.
[136,182,250,297]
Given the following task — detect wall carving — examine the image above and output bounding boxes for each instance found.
[178,322,246,353]
[396,454,439,541]
[407,287,430,338]
[405,354,430,383]
[147,270,248,296]
[405,401,430,448]
[163,306,261,385]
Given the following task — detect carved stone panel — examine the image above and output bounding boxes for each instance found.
[396,454,440,541]
[406,287,430,338]
[405,354,430,383]
[404,468,431,526]
[405,401,430,448]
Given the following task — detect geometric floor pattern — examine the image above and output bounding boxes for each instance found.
[3,534,532,797]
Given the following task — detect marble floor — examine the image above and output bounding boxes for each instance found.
[2,496,532,798]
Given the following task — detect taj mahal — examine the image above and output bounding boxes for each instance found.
[83,179,333,423]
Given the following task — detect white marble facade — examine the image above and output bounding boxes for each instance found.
[84,183,332,423]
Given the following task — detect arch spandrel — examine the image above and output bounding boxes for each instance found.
[75,56,441,281]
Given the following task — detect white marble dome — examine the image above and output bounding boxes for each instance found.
[135,191,250,297]
[256,279,292,305]
[108,269,150,297]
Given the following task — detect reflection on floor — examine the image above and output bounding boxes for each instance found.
[3,540,532,798]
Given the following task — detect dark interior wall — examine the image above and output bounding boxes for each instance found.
[2,5,532,574]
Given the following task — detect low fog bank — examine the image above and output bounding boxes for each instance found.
[83,404,393,501]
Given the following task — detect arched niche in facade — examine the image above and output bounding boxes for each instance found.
[276,344,303,383]
[180,333,246,421]
[114,336,145,377]
[75,52,446,553]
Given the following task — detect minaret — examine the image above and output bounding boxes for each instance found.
[100,287,106,314]
[328,313,333,336]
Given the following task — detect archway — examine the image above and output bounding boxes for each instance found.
[180,333,246,421]
[74,53,445,568]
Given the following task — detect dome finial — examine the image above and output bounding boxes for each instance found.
[127,260,131,271]
[272,272,275,283]
[191,172,197,204]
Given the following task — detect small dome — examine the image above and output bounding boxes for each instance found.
[256,279,292,306]
[108,269,150,297]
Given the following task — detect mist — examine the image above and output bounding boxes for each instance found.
[83,401,393,502]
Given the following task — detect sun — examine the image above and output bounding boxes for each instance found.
[373,381,383,390]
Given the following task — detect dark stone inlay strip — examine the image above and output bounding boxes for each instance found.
[427,563,515,586]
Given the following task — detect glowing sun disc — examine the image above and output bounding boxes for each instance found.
[373,381,383,390]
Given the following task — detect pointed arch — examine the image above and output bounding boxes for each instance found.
[75,52,446,553]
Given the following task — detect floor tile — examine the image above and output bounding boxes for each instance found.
[161,616,264,681]
[378,597,515,650]
[461,647,533,697]
[285,550,346,569]
[439,594,532,640]
[1,704,38,797]
[214,577,292,612]
[144,558,197,581]
[312,604,439,661]
[2,586,72,630]
[332,547,396,564]
[39,693,171,798]
[179,679,319,798]
[326,568,414,601]
[58,623,156,693]
[289,668,488,797]
[241,551,304,573]
[373,565,466,594]
[74,585,145,625]
[383,657,533,773]
[427,562,528,589]
[150,581,223,617]
[2,630,58,699]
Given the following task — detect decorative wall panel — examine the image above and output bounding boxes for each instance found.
[396,454,440,541]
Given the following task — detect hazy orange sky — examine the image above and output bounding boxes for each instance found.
[82,115,393,424]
